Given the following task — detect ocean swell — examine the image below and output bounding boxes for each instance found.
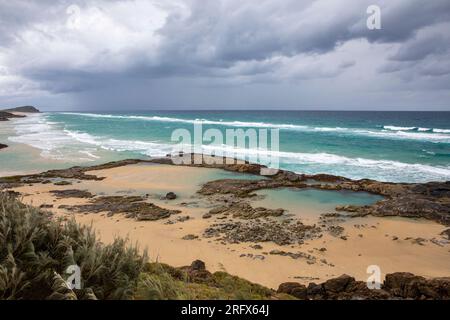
[61,112,450,143]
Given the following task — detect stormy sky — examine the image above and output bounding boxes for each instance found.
[0,0,449,111]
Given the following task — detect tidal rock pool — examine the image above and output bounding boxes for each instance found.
[251,188,384,220]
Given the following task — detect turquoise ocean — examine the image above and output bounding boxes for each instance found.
[2,111,450,183]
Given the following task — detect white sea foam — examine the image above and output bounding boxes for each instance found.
[8,114,100,161]
[383,125,417,131]
[61,112,450,143]
[63,131,450,182]
[384,125,450,134]
[61,112,308,130]
[433,128,450,133]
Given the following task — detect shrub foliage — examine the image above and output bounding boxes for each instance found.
[0,193,147,300]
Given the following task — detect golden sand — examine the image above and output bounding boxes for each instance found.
[11,163,450,289]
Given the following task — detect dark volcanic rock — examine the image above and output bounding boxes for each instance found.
[278,272,450,300]
[277,282,307,299]
[182,234,199,240]
[199,174,450,226]
[190,259,206,271]
[198,178,307,197]
[323,274,355,293]
[165,192,177,200]
[0,143,7,150]
[384,272,450,299]
[207,203,284,219]
[204,220,321,245]
[358,196,450,226]
[0,159,150,189]
[63,195,180,221]
[54,180,73,186]
[327,225,345,237]
[182,259,212,282]
[50,189,94,198]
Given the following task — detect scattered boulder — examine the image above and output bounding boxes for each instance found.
[190,260,206,271]
[182,260,212,282]
[323,274,355,293]
[182,234,199,240]
[277,282,307,299]
[165,192,177,200]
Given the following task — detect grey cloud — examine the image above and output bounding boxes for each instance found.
[0,0,450,109]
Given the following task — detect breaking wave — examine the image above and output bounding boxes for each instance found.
[61,112,450,143]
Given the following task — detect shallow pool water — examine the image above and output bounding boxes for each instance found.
[251,188,383,220]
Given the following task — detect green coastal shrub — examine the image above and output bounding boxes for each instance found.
[0,193,147,300]
[136,262,286,300]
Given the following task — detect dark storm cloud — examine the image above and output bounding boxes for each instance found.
[0,0,449,109]
[156,0,450,66]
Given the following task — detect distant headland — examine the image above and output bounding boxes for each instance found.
[0,106,40,151]
[1,106,40,113]
[0,106,40,121]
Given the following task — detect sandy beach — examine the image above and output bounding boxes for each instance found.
[8,162,450,289]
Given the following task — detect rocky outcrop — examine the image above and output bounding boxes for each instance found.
[384,272,450,299]
[278,272,450,300]
[61,195,181,221]
[0,143,7,150]
[204,220,321,245]
[50,189,94,198]
[197,165,450,226]
[207,203,284,219]
[0,159,149,189]
[151,153,265,175]
[198,178,307,197]
[355,195,450,226]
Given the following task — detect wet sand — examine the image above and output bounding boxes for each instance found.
[9,163,450,289]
